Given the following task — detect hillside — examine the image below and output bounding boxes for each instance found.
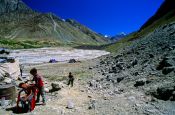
[140,0,175,30]
[107,0,175,52]
[92,0,175,114]
[0,0,109,48]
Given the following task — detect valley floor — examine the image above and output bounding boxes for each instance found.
[0,57,175,115]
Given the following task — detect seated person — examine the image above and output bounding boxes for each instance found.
[17,83,36,112]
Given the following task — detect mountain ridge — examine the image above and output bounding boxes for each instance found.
[0,0,109,48]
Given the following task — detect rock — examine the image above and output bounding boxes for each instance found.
[67,100,74,109]
[106,75,110,81]
[145,109,159,114]
[170,91,175,101]
[155,85,175,101]
[162,67,174,75]
[133,72,139,76]
[4,78,12,84]
[102,72,106,75]
[100,61,105,64]
[89,81,93,87]
[131,59,138,67]
[156,58,172,70]
[113,88,123,94]
[89,80,100,88]
[68,59,76,63]
[88,99,96,109]
[49,83,61,92]
[114,54,122,59]
[172,45,175,49]
[128,96,136,102]
[117,77,124,83]
[134,79,146,87]
[88,95,92,98]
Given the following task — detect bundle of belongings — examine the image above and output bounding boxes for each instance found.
[0,57,21,83]
[0,49,22,112]
[0,48,20,83]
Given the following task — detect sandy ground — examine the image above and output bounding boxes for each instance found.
[24,59,100,115]
[0,58,101,115]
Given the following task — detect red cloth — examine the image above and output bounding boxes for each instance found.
[30,86,38,111]
[33,74,44,88]
[17,84,38,112]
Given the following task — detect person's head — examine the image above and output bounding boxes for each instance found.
[69,72,72,75]
[19,83,28,89]
[30,68,37,76]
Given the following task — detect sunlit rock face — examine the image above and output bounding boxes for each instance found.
[0,0,31,14]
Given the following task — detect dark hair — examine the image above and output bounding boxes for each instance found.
[30,68,37,74]
[19,83,25,88]
[69,72,72,75]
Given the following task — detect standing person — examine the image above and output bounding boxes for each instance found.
[30,68,46,105]
[20,64,23,77]
[67,72,74,87]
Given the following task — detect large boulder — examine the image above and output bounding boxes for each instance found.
[49,83,61,92]
[134,79,147,87]
[131,59,138,67]
[151,85,175,101]
[162,67,174,75]
[117,77,124,83]
[156,57,173,70]
[68,59,76,63]
[156,86,175,101]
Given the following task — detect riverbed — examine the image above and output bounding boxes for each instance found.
[9,47,110,65]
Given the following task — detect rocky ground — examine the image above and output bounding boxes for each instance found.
[89,22,175,114]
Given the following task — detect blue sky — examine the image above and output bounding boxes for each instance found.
[22,0,164,36]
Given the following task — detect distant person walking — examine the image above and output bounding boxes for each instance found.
[30,68,46,105]
[20,64,23,77]
[67,72,74,87]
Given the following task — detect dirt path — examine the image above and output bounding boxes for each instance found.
[32,82,95,115]
[23,60,99,115]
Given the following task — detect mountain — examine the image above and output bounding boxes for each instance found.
[96,0,175,113]
[0,0,109,48]
[130,0,175,41]
[106,0,175,52]
[110,32,126,42]
[140,0,175,30]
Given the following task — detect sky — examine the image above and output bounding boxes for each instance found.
[22,0,164,36]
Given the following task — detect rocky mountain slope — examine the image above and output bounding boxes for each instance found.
[140,0,175,30]
[91,0,175,114]
[0,0,109,48]
[106,0,175,52]
[132,0,175,41]
[92,21,175,115]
